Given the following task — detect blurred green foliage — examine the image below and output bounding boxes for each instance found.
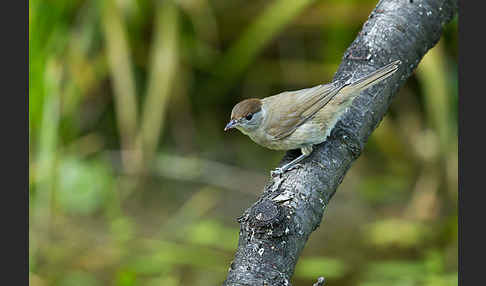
[29,0,458,285]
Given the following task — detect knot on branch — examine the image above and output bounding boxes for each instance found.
[238,199,291,240]
[250,200,281,227]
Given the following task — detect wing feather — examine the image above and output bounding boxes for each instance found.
[261,83,343,140]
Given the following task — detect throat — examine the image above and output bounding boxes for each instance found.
[240,126,276,150]
[237,126,252,136]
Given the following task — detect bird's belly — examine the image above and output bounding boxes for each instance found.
[281,120,329,148]
[250,120,329,151]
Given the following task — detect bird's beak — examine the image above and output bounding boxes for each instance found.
[224,119,238,131]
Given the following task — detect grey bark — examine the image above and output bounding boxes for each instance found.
[222,0,458,285]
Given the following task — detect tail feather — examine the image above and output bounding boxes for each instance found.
[345,60,401,92]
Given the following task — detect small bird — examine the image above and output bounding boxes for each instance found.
[225,60,401,176]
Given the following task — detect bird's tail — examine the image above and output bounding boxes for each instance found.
[345,60,401,92]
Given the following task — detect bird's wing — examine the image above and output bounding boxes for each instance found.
[261,83,343,140]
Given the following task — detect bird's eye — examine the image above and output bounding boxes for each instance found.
[245,114,253,121]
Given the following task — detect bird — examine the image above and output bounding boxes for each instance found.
[224,60,401,176]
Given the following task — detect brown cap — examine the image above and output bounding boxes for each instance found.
[230,98,262,120]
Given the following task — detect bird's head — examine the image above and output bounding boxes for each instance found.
[224,98,264,135]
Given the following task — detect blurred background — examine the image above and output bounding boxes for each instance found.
[29,0,458,285]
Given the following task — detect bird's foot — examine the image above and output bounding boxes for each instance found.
[271,163,303,177]
[271,168,284,178]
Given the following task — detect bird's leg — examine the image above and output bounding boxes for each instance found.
[271,145,313,177]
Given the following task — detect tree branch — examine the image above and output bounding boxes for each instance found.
[222,0,458,285]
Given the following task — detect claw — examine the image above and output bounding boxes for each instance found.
[271,168,283,177]
[286,163,303,172]
[271,163,303,177]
